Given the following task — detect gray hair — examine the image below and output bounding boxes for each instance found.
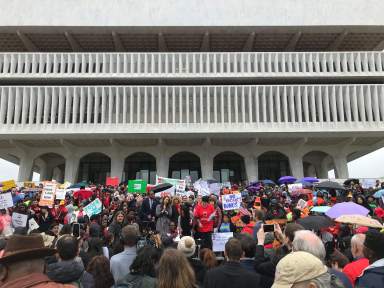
[297,272,331,288]
[292,230,326,261]
[351,233,365,248]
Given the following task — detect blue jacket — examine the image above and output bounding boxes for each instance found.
[356,259,384,288]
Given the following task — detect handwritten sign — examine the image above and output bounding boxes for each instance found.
[0,180,16,192]
[222,194,242,211]
[28,217,40,233]
[106,177,119,187]
[55,189,66,200]
[83,198,102,217]
[24,181,36,188]
[212,232,233,252]
[288,183,303,193]
[0,193,14,209]
[128,180,147,194]
[12,212,28,228]
[39,182,56,207]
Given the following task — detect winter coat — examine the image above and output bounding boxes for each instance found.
[0,273,76,288]
[356,259,384,288]
[115,274,156,288]
[46,258,85,286]
[155,204,172,236]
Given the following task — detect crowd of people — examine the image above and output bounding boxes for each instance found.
[0,177,383,288]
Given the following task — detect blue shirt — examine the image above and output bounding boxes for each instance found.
[110,246,137,283]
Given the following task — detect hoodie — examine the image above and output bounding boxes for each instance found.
[46,258,84,284]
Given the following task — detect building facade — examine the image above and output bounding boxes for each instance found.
[0,0,384,184]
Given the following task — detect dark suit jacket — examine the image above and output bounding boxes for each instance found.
[204,262,261,288]
[139,197,158,220]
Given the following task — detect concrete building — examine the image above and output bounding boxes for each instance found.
[0,0,384,184]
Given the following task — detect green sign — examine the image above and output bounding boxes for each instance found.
[127,180,147,194]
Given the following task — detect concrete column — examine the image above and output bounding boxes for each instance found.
[156,154,169,178]
[39,162,48,181]
[17,155,34,181]
[201,154,213,179]
[64,156,80,184]
[110,155,125,181]
[244,156,258,182]
[318,160,330,179]
[52,166,63,182]
[289,154,304,179]
[334,155,349,179]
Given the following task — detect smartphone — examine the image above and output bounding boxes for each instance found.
[73,223,80,238]
[263,224,274,232]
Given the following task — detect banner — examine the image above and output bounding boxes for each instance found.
[106,177,119,187]
[212,232,233,252]
[0,180,16,192]
[12,212,28,228]
[288,183,303,193]
[156,176,186,194]
[39,182,57,207]
[55,189,66,200]
[155,186,176,198]
[222,193,242,211]
[83,198,103,217]
[0,193,14,209]
[128,180,147,194]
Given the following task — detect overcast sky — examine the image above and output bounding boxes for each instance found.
[1,147,383,182]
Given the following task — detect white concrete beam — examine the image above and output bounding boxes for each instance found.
[64,32,82,52]
[285,32,302,51]
[16,31,38,52]
[112,31,125,52]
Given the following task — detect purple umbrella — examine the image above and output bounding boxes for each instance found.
[278,176,297,184]
[325,202,369,219]
[300,177,319,183]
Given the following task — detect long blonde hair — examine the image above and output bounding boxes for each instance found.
[158,249,196,288]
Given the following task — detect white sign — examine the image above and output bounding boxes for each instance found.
[39,182,57,207]
[155,186,176,198]
[288,183,303,193]
[12,212,28,228]
[222,194,242,211]
[156,176,186,194]
[0,193,14,209]
[55,189,66,200]
[212,232,233,252]
[362,179,376,189]
[83,198,103,217]
[28,218,40,233]
[296,199,307,210]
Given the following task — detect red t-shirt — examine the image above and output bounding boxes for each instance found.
[194,203,215,233]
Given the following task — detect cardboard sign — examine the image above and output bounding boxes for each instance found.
[24,181,36,188]
[83,198,103,217]
[361,179,376,189]
[39,182,57,207]
[106,177,119,187]
[156,176,186,194]
[222,193,242,211]
[212,232,233,252]
[12,212,28,228]
[55,189,66,200]
[28,217,40,233]
[128,180,147,194]
[0,180,16,192]
[288,183,303,193]
[0,192,14,209]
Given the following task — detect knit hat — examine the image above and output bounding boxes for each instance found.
[177,236,196,258]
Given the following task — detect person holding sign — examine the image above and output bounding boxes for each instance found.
[193,196,215,249]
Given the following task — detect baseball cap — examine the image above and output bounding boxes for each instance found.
[272,251,328,288]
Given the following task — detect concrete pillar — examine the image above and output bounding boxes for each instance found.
[17,155,34,181]
[334,155,349,179]
[318,160,329,179]
[64,156,79,184]
[39,162,48,181]
[201,154,213,179]
[289,154,304,179]
[244,156,258,182]
[110,155,124,181]
[52,166,63,182]
[156,154,169,178]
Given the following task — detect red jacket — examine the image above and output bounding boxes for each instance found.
[241,223,255,235]
[194,203,215,233]
[343,258,370,286]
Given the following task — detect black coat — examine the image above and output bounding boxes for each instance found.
[204,262,261,288]
[139,198,158,220]
[356,265,384,288]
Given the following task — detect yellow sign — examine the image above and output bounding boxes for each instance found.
[0,180,16,192]
[24,181,36,189]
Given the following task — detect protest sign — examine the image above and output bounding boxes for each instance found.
[212,232,233,252]
[55,189,66,200]
[222,193,242,211]
[0,180,16,192]
[362,179,376,189]
[128,180,147,194]
[106,177,119,187]
[12,212,28,228]
[0,192,14,209]
[83,198,103,217]
[297,199,307,209]
[288,183,303,193]
[155,186,176,198]
[23,181,35,188]
[28,217,40,233]
[156,176,186,194]
[39,182,57,207]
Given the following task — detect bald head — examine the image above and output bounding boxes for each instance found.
[292,230,326,261]
[351,234,365,259]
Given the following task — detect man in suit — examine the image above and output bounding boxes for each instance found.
[139,191,158,230]
[204,238,261,288]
